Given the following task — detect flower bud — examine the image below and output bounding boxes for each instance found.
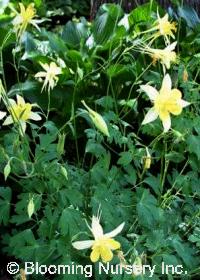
[27,197,35,218]
[183,69,188,82]
[143,148,151,169]
[57,133,66,156]
[81,100,110,137]
[133,256,143,276]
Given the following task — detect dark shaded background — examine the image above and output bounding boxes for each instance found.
[90,0,200,19]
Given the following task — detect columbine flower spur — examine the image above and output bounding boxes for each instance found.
[140,74,190,132]
[72,214,125,263]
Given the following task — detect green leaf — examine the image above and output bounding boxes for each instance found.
[62,19,89,48]
[128,2,157,25]
[186,135,200,160]
[171,236,197,268]
[59,208,83,237]
[93,4,123,45]
[136,188,164,228]
[165,152,185,163]
[144,175,161,195]
[117,151,132,166]
[0,187,12,225]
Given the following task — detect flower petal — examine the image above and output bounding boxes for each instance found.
[8,99,16,107]
[72,240,94,250]
[142,108,158,125]
[171,89,182,99]
[140,85,158,101]
[91,216,104,239]
[180,99,190,108]
[161,113,171,132]
[35,71,47,78]
[104,222,125,238]
[100,246,113,263]
[168,89,183,115]
[3,116,13,125]
[16,95,25,106]
[107,239,121,250]
[29,112,42,121]
[90,247,100,262]
[165,41,177,51]
[40,63,49,72]
[160,74,172,95]
[0,111,6,119]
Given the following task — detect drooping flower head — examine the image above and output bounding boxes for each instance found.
[13,3,41,39]
[35,62,62,92]
[137,41,177,72]
[3,95,41,133]
[148,42,177,71]
[72,213,125,263]
[141,74,190,132]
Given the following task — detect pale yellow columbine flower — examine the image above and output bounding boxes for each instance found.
[35,62,62,92]
[141,74,190,132]
[82,100,110,137]
[146,42,177,71]
[153,13,177,44]
[13,3,41,39]
[3,95,41,133]
[72,215,125,263]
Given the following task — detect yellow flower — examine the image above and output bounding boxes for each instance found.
[35,62,62,92]
[141,74,190,132]
[13,3,41,38]
[72,214,124,263]
[3,95,41,133]
[147,42,177,71]
[82,100,110,137]
[153,13,177,44]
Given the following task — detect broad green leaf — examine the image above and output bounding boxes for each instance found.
[128,2,157,25]
[62,19,89,48]
[93,4,123,45]
[136,188,164,228]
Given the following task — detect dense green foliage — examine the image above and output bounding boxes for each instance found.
[0,0,200,279]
